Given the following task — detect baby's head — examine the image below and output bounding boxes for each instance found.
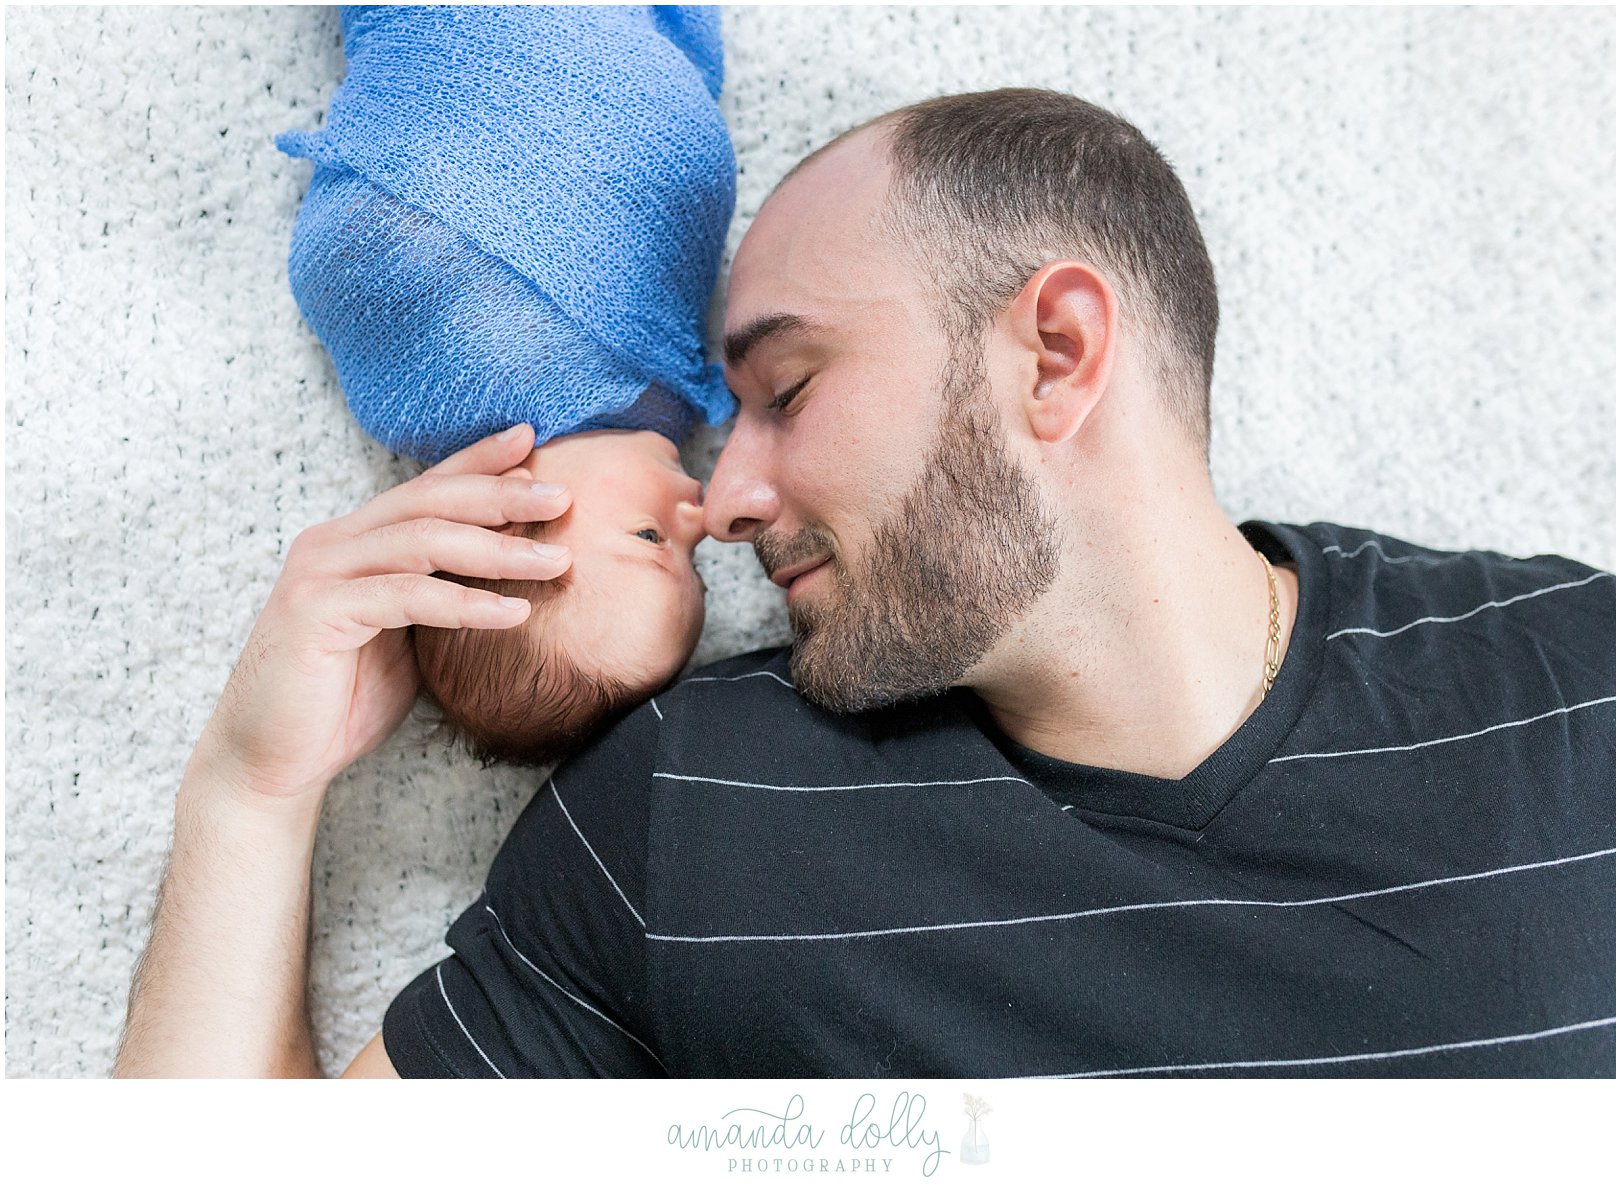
[413,429,707,768]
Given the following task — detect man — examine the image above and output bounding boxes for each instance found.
[116,90,1614,1078]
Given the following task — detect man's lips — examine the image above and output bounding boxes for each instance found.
[769,556,831,589]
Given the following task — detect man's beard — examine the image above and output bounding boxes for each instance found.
[754,343,1062,713]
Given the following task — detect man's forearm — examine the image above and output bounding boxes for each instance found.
[113,758,327,1078]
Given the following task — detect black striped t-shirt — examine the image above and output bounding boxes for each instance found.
[382,520,1616,1077]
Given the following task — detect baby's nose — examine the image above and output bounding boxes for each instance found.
[675,492,707,549]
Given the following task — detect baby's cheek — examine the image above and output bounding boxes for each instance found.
[682,584,708,641]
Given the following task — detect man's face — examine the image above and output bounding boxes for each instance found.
[707,129,1060,711]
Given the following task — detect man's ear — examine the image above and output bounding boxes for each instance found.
[1005,260,1117,445]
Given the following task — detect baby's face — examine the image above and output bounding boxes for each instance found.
[514,430,708,687]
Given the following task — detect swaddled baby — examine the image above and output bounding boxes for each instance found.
[278,4,736,766]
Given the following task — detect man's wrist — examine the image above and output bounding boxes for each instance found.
[120,739,328,1078]
[180,736,331,821]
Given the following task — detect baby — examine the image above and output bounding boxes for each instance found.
[278,5,736,766]
[414,421,709,767]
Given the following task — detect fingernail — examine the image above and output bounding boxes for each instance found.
[530,482,566,498]
[499,424,528,442]
[531,542,568,559]
[497,596,528,610]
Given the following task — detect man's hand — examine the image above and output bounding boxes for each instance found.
[115,423,568,1077]
[190,422,573,804]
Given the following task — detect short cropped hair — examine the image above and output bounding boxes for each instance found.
[410,517,639,770]
[790,88,1220,455]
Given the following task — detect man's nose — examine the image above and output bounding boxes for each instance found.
[702,431,780,543]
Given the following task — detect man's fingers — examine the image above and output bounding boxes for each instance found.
[336,471,572,541]
[427,423,535,477]
[310,572,535,643]
[325,518,572,583]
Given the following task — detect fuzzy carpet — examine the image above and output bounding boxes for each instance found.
[5,5,1614,1077]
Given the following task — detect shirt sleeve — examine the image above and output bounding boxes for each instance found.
[381,701,665,1077]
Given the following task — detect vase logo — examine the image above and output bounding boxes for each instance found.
[960,1093,992,1166]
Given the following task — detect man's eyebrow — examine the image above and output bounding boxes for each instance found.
[723,313,821,369]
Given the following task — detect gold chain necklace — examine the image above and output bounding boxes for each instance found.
[1257,550,1282,700]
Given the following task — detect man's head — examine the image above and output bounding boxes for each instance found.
[706,88,1219,712]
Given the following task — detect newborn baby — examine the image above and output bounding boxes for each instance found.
[278,5,736,766]
[414,423,708,766]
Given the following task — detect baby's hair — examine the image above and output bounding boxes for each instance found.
[411,517,642,769]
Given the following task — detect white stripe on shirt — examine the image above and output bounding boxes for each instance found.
[1322,540,1448,565]
[645,848,1614,944]
[653,772,1036,793]
[1271,696,1615,763]
[1326,571,1611,640]
[436,964,505,1078]
[1022,1016,1616,1079]
[552,778,646,928]
[684,670,794,688]
[483,903,668,1072]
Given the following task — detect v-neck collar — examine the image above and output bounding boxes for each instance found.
[965,521,1329,833]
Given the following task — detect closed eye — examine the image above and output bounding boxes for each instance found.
[768,376,811,411]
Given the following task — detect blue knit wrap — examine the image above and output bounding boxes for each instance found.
[277,5,738,464]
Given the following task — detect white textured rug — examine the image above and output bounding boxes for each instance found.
[5,5,1614,1077]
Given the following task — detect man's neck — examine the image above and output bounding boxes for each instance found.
[966,495,1299,781]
